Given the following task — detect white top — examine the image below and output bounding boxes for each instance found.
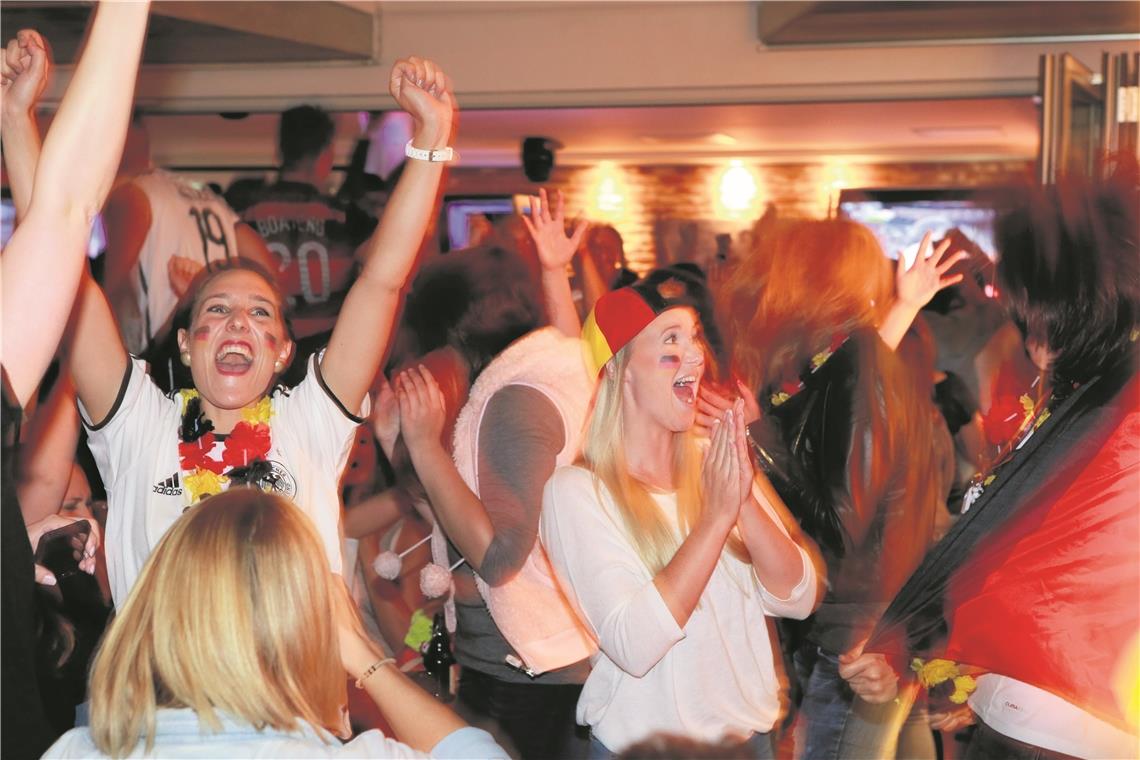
[539,465,817,754]
[81,354,367,607]
[124,169,241,353]
[969,674,1138,759]
[43,708,509,759]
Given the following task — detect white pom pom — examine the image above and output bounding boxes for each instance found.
[419,563,452,598]
[372,551,402,580]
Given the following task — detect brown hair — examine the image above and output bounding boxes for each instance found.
[719,217,892,392]
[718,217,940,582]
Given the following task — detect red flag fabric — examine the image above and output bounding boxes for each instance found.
[942,379,1139,730]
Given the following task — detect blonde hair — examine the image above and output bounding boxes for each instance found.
[581,344,747,575]
[87,489,345,758]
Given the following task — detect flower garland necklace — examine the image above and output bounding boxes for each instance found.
[962,376,1054,513]
[177,390,274,503]
[767,332,851,408]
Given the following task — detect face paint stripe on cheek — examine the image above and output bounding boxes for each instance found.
[192,326,210,340]
[659,355,681,368]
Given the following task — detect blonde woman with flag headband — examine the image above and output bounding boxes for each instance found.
[540,276,823,758]
[0,53,458,609]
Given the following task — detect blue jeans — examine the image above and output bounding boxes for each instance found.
[795,644,935,760]
[589,730,774,759]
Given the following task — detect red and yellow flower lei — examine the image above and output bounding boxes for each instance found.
[177,390,274,503]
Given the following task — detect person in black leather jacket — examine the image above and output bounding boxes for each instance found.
[718,217,950,759]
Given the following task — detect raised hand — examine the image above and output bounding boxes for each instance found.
[1,29,51,116]
[395,365,447,455]
[167,255,205,298]
[389,56,454,148]
[371,373,401,460]
[895,231,969,310]
[521,188,588,272]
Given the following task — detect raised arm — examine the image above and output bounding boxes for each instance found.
[0,30,50,221]
[320,57,454,411]
[101,181,151,339]
[878,232,966,351]
[521,188,588,337]
[0,3,149,406]
[651,406,748,627]
[725,399,820,610]
[395,365,493,569]
[399,366,563,584]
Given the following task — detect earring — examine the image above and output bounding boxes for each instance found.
[180,351,191,367]
[274,359,285,374]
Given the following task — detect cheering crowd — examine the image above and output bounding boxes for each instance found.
[2,3,1136,759]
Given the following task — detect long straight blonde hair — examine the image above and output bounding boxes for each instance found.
[87,489,346,758]
[581,344,748,575]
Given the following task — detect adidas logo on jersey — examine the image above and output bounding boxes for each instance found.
[152,473,183,496]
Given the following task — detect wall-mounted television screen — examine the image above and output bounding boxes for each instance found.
[442,195,525,252]
[838,188,1004,266]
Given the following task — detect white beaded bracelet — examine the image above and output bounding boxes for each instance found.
[405,140,455,163]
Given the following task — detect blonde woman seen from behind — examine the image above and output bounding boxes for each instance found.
[43,488,508,759]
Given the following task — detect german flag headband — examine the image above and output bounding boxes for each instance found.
[581,274,703,377]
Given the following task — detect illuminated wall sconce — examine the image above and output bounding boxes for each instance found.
[714,160,760,220]
[590,162,627,220]
[823,161,856,218]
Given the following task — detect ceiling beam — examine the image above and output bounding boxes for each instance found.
[151,1,374,60]
[756,2,821,45]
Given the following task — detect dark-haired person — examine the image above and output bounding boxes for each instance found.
[856,162,1139,758]
[394,191,595,759]
[3,58,457,609]
[241,104,379,370]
